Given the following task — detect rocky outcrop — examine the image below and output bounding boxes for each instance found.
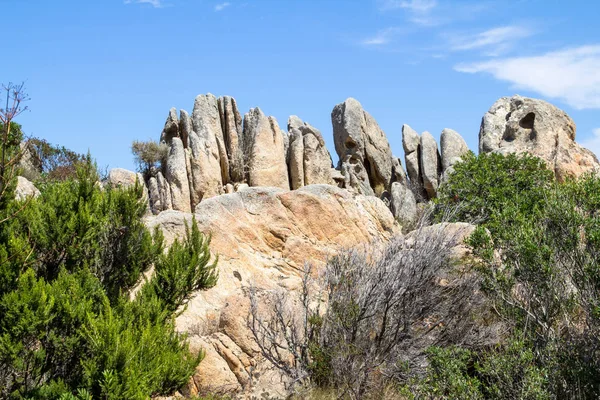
[402,124,421,186]
[420,132,442,199]
[390,181,417,228]
[441,128,469,172]
[332,98,394,197]
[218,96,244,184]
[160,108,180,144]
[106,168,139,188]
[479,95,600,181]
[15,176,40,201]
[145,185,398,396]
[165,138,192,213]
[287,116,335,190]
[193,94,230,185]
[242,108,289,190]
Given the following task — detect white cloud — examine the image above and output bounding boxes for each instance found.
[449,26,533,53]
[124,0,163,7]
[380,0,437,12]
[361,27,402,46]
[214,2,231,11]
[379,0,439,26]
[582,128,600,157]
[456,45,600,109]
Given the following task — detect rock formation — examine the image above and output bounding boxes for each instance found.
[479,95,600,181]
[419,131,441,199]
[332,98,394,197]
[402,124,421,186]
[15,176,40,201]
[287,116,335,190]
[242,108,289,190]
[145,185,398,396]
[440,128,470,172]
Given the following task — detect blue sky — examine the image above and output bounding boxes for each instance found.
[4,0,600,171]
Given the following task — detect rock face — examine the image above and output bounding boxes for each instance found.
[145,185,398,396]
[287,116,335,190]
[440,128,469,172]
[165,138,192,213]
[419,131,441,199]
[402,124,421,186]
[218,96,244,183]
[15,176,40,201]
[242,108,289,190]
[479,95,600,181]
[390,181,417,228]
[106,168,139,188]
[332,98,394,197]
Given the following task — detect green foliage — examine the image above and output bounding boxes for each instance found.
[0,152,218,398]
[435,152,554,235]
[23,137,87,182]
[405,339,549,400]
[436,152,600,398]
[141,220,218,315]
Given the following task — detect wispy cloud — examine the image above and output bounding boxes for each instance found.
[380,0,437,12]
[361,27,402,46]
[455,45,600,109]
[448,26,534,54]
[124,0,163,7]
[214,2,231,11]
[581,128,600,157]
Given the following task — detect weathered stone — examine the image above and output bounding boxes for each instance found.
[332,98,393,196]
[302,121,334,187]
[165,137,191,213]
[179,110,193,149]
[402,124,421,185]
[188,128,223,203]
[106,168,138,188]
[160,108,179,144]
[15,176,40,201]
[192,94,230,184]
[390,181,417,228]
[440,128,469,172]
[287,116,305,190]
[479,95,600,181]
[145,185,398,395]
[392,157,408,186]
[225,183,234,194]
[157,171,172,211]
[148,176,161,214]
[242,108,289,190]
[218,96,244,183]
[419,131,441,199]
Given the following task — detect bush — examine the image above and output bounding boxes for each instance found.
[0,157,218,398]
[435,152,554,235]
[250,223,482,398]
[131,140,168,178]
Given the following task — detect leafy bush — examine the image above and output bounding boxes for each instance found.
[21,137,87,182]
[435,152,554,235]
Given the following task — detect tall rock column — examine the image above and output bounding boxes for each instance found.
[288,116,335,190]
[218,96,245,183]
[332,98,393,197]
[165,137,192,212]
[419,131,441,199]
[193,94,230,185]
[243,108,290,190]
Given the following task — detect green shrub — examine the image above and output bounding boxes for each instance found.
[0,157,218,398]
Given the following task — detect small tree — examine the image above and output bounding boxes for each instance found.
[131,140,168,178]
[0,82,29,194]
